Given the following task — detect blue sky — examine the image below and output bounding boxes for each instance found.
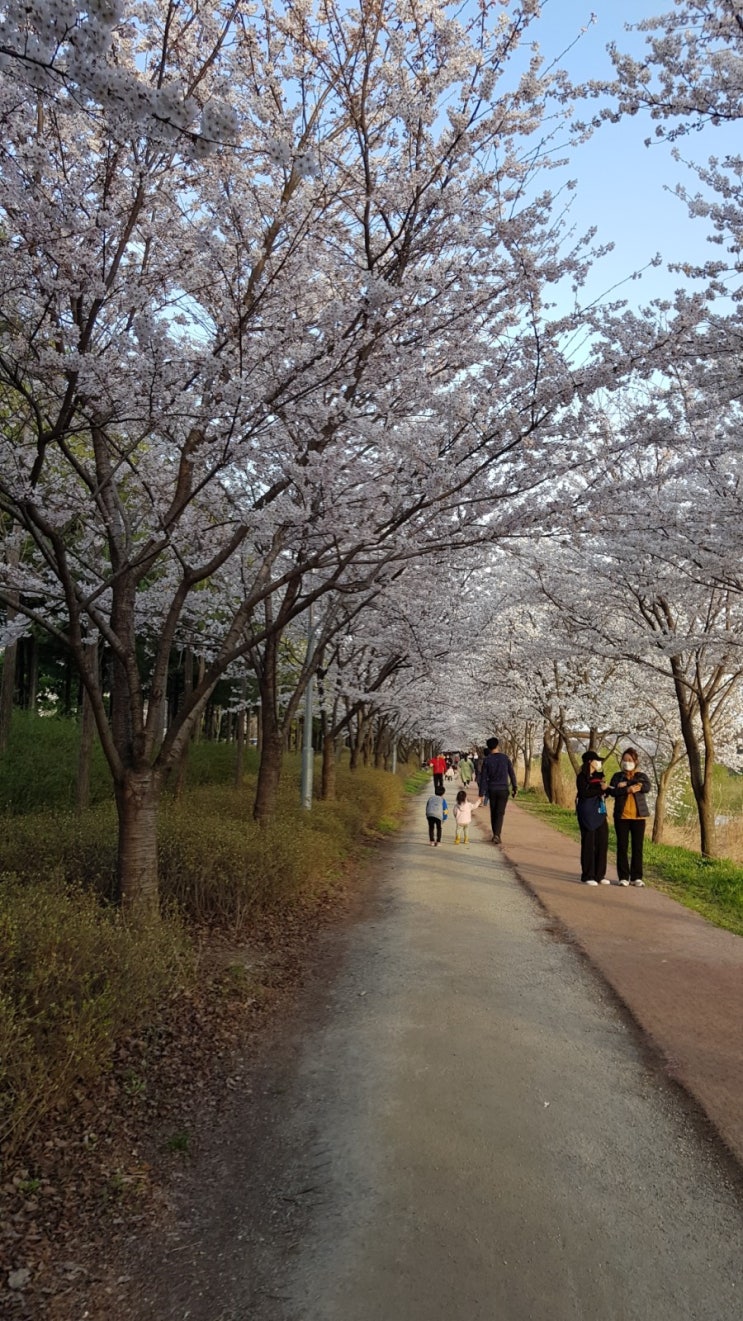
[531,0,738,311]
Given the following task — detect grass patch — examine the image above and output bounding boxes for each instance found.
[517,789,743,938]
[403,768,431,794]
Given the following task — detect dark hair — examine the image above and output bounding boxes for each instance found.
[435,786,445,796]
[621,747,640,762]
[581,749,602,764]
[486,737,499,750]
[456,790,467,803]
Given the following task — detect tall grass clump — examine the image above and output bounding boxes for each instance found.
[0,876,191,1164]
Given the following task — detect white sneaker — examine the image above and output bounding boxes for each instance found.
[630,878,645,887]
[618,879,629,886]
[585,879,598,886]
[599,878,611,885]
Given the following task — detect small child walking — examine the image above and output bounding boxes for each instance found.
[425,785,448,846]
[453,790,473,845]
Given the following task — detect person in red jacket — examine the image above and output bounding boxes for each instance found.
[429,753,447,793]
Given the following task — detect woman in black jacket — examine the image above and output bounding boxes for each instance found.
[607,747,651,887]
[575,750,609,885]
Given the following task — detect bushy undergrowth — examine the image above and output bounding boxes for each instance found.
[0,877,190,1162]
[0,804,118,897]
[159,763,412,924]
[517,789,743,937]
[0,748,417,1160]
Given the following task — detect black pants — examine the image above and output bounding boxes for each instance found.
[488,790,510,840]
[433,772,444,793]
[580,821,608,881]
[615,818,646,881]
[427,815,442,843]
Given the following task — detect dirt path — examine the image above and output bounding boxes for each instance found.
[118,797,743,1321]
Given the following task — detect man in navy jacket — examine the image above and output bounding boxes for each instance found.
[478,737,518,844]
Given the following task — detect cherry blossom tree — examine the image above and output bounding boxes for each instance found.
[3,1,637,915]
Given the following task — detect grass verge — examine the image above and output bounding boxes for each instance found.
[516,789,743,938]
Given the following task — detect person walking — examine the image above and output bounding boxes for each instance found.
[607,747,651,887]
[425,785,448,847]
[575,750,610,886]
[430,753,446,793]
[453,790,473,845]
[459,755,474,788]
[478,737,517,843]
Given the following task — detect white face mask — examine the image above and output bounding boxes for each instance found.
[621,760,635,772]
[590,761,603,773]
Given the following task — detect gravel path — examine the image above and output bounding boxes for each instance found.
[126,799,743,1321]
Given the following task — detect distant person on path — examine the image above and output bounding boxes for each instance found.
[425,785,448,847]
[459,756,474,788]
[430,753,446,793]
[453,790,473,846]
[478,737,517,843]
[575,750,610,886]
[607,747,651,887]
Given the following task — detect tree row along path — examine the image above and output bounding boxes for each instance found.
[124,789,743,1321]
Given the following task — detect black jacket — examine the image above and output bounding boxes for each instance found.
[607,770,651,821]
[478,751,517,794]
[575,769,608,831]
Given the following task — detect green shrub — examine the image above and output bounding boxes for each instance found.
[0,805,118,898]
[180,740,259,786]
[0,876,191,1162]
[0,711,111,813]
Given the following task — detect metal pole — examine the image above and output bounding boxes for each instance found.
[391,741,398,775]
[300,599,314,811]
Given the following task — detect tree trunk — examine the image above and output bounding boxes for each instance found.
[349,710,365,771]
[670,657,717,857]
[235,707,245,786]
[652,771,671,845]
[0,638,17,754]
[522,722,534,790]
[0,538,20,752]
[541,732,572,807]
[76,642,98,813]
[253,635,283,822]
[253,725,283,822]
[114,769,160,918]
[374,720,386,770]
[320,730,337,800]
[17,634,38,710]
[173,647,194,800]
[651,740,683,845]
